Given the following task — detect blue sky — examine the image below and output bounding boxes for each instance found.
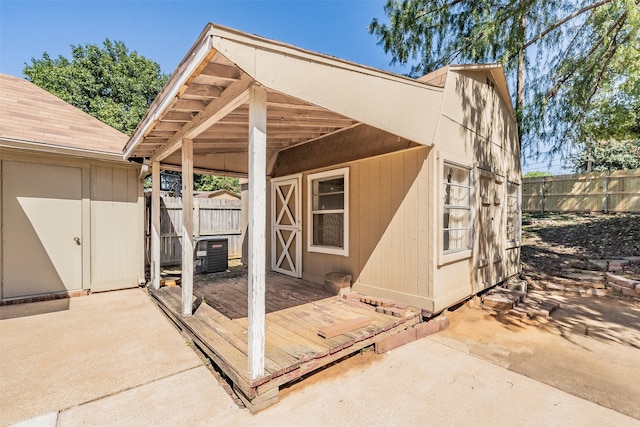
[0,0,406,78]
[0,0,567,174]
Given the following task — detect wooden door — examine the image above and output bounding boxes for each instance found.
[271,174,302,277]
[476,171,505,292]
[476,174,493,292]
[2,161,83,298]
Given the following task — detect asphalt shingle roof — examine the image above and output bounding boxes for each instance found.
[0,73,128,155]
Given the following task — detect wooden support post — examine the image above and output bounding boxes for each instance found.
[181,138,194,317]
[151,161,161,290]
[248,84,267,380]
[193,199,201,238]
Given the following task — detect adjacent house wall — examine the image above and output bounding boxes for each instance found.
[90,164,144,291]
[0,148,144,299]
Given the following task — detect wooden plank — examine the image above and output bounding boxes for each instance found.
[318,316,371,339]
[149,288,259,396]
[255,315,419,395]
[194,303,296,377]
[240,305,355,352]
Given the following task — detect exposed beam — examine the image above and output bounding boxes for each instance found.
[159,162,249,178]
[162,112,195,122]
[201,63,242,80]
[154,121,185,131]
[183,83,224,98]
[172,99,207,112]
[151,74,253,163]
[247,84,267,381]
[122,28,214,160]
[151,161,161,290]
[181,138,195,317]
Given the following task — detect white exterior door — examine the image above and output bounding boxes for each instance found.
[2,161,83,298]
[271,174,302,277]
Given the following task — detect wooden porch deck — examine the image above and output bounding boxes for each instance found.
[150,271,420,411]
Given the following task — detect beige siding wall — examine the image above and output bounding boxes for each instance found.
[0,147,143,298]
[262,69,520,313]
[431,70,521,311]
[291,147,436,310]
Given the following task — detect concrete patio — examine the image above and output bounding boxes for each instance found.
[1,288,637,427]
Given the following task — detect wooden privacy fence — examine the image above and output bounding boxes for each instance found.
[145,194,243,267]
[522,169,640,213]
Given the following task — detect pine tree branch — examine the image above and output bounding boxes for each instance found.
[558,29,630,145]
[583,32,631,112]
[546,11,628,100]
[415,0,465,19]
[523,0,615,50]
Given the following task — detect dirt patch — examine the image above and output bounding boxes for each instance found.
[279,348,378,399]
[521,212,640,289]
[434,212,640,419]
[435,296,640,419]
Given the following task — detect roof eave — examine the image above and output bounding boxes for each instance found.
[123,25,216,160]
[2,137,128,162]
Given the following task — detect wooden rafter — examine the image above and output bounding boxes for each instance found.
[151,73,254,162]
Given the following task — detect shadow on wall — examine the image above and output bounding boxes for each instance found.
[455,71,511,290]
[271,124,428,295]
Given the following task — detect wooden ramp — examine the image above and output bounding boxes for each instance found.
[149,273,420,412]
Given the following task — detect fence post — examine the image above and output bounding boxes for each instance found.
[604,170,610,213]
[541,176,546,213]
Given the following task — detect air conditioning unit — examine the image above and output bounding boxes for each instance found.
[194,237,228,273]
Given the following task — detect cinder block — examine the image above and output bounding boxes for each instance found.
[375,327,417,354]
[324,272,352,295]
[414,317,450,339]
[482,293,515,310]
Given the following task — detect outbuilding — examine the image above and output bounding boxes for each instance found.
[124,24,521,384]
[0,74,145,302]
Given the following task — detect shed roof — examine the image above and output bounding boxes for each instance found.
[124,24,445,176]
[0,73,128,156]
[124,24,516,177]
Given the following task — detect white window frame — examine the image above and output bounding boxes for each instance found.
[307,167,349,256]
[506,180,521,249]
[439,159,473,266]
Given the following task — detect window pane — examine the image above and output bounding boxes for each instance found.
[317,177,344,194]
[443,162,471,254]
[444,184,470,206]
[444,228,469,252]
[443,208,470,229]
[443,164,470,187]
[313,213,344,247]
[314,193,344,210]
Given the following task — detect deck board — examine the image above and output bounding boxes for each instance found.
[150,271,420,403]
